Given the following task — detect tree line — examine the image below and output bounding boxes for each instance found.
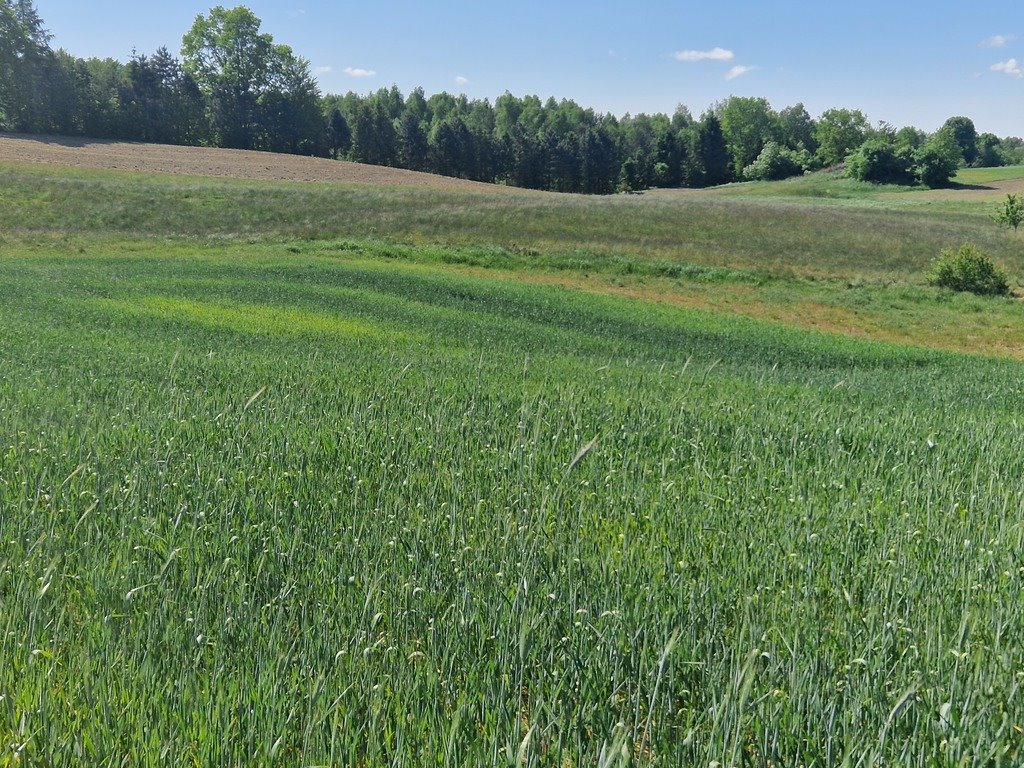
[3,1,1023,193]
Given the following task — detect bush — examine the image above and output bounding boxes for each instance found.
[994,193,1024,231]
[915,134,961,188]
[929,244,1010,296]
[741,142,807,181]
[846,139,916,185]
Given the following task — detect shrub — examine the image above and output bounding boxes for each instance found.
[915,134,961,188]
[742,142,807,181]
[929,244,1010,296]
[994,193,1024,232]
[846,139,916,185]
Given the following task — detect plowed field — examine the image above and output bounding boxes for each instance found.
[0,133,527,192]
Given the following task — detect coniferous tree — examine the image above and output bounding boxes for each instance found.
[351,99,397,165]
[396,110,428,170]
[655,129,685,187]
[580,124,618,194]
[404,87,430,124]
[326,107,351,158]
[690,113,732,187]
[548,130,581,192]
[431,116,475,177]
[506,124,543,189]
[121,48,205,144]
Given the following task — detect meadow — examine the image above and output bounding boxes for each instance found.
[2,156,1024,765]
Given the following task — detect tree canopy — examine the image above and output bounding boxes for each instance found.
[181,5,320,150]
[814,108,870,167]
[717,96,778,177]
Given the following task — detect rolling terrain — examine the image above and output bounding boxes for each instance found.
[0,134,523,191]
[2,138,1024,765]
[3,134,1024,357]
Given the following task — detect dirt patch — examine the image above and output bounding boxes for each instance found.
[0,133,533,193]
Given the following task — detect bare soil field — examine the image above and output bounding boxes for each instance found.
[0,133,528,193]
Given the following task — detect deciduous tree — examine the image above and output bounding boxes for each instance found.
[0,0,58,131]
[182,6,319,152]
[915,132,961,188]
[182,6,273,148]
[940,116,978,167]
[777,103,817,155]
[716,96,778,177]
[814,108,870,167]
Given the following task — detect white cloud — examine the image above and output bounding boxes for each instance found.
[454,75,469,86]
[343,67,376,78]
[991,59,1024,77]
[983,34,1016,48]
[314,66,332,75]
[672,47,734,62]
[725,65,757,81]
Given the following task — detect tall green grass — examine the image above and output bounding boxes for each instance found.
[2,244,1024,765]
[2,162,1022,281]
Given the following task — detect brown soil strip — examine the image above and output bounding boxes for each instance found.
[0,133,532,193]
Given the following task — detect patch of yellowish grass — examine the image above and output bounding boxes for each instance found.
[100,295,406,342]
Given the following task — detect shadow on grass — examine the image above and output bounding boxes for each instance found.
[944,181,996,192]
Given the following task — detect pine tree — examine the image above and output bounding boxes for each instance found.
[327,107,351,159]
[691,114,731,187]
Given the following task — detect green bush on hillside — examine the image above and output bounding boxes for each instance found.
[929,243,1010,296]
[915,134,962,189]
[846,133,963,189]
[742,142,808,181]
[846,139,916,185]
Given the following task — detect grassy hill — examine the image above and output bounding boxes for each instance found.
[3,148,1024,356]
[2,145,1024,764]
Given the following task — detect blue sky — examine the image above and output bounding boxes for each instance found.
[34,0,1024,136]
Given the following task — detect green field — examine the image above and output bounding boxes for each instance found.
[3,161,1024,765]
[956,166,1024,184]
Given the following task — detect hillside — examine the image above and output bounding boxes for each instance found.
[3,152,1024,764]
[0,133,531,192]
[3,148,1024,358]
